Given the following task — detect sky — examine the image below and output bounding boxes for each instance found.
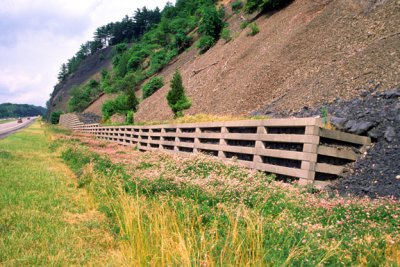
[0,0,171,107]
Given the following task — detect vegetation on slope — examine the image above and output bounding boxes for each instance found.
[0,103,46,119]
[50,130,400,266]
[50,0,225,121]
[167,70,192,117]
[0,122,122,265]
[49,0,296,122]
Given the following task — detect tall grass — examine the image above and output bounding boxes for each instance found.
[57,137,400,266]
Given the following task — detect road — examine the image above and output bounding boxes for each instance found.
[0,118,36,139]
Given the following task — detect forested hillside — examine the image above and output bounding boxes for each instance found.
[0,103,46,119]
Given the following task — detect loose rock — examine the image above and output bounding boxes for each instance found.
[257,88,400,199]
[384,126,396,142]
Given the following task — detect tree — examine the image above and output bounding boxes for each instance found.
[50,111,63,124]
[198,5,224,40]
[166,70,191,117]
[196,5,224,53]
[57,63,68,82]
[127,88,139,112]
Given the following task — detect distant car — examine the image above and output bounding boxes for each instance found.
[27,117,31,120]
[17,118,22,123]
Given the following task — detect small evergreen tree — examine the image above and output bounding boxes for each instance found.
[126,110,134,124]
[167,70,191,118]
[127,88,139,112]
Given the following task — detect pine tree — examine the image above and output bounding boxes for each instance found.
[167,70,191,118]
[127,88,139,112]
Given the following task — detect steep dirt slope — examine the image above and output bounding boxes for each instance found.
[135,0,399,122]
[47,47,113,114]
[84,93,117,116]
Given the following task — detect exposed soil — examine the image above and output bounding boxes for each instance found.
[84,93,117,117]
[257,88,400,199]
[135,0,399,122]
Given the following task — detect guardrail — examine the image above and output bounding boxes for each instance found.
[60,114,371,187]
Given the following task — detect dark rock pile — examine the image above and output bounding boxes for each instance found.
[256,88,400,199]
[78,113,101,124]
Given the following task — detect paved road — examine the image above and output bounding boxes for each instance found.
[0,118,36,139]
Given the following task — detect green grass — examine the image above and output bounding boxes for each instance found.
[56,134,400,266]
[0,119,15,124]
[0,122,122,266]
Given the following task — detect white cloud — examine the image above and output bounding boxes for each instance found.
[0,69,42,93]
[0,0,171,107]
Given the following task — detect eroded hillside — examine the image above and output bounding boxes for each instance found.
[48,47,113,114]
[134,0,399,121]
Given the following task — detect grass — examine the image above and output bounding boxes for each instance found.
[135,113,269,126]
[100,113,270,127]
[0,121,123,266]
[0,119,15,124]
[54,132,400,266]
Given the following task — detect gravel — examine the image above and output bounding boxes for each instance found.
[257,88,400,199]
[78,113,101,124]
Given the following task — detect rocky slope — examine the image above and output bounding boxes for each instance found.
[257,88,400,198]
[135,0,399,122]
[47,47,114,115]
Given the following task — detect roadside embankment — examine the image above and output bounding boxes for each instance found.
[49,129,400,266]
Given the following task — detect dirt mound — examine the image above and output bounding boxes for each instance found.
[135,0,399,122]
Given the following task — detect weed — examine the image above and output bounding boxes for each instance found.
[231,0,244,12]
[240,21,249,29]
[0,150,13,159]
[221,27,232,42]
[247,22,260,36]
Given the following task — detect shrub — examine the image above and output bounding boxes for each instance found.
[68,80,102,112]
[126,111,134,125]
[240,21,250,30]
[167,70,191,118]
[247,22,260,36]
[196,35,215,54]
[113,52,130,78]
[127,55,142,70]
[101,94,129,120]
[127,88,139,112]
[244,0,292,13]
[231,0,243,12]
[115,43,128,54]
[196,5,224,53]
[221,27,232,42]
[50,111,63,124]
[172,32,193,52]
[142,77,164,99]
[198,5,224,40]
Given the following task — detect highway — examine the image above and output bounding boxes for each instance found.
[0,117,36,139]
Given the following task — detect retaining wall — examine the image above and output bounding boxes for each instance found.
[59,113,371,187]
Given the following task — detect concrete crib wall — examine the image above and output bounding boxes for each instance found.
[60,114,371,187]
